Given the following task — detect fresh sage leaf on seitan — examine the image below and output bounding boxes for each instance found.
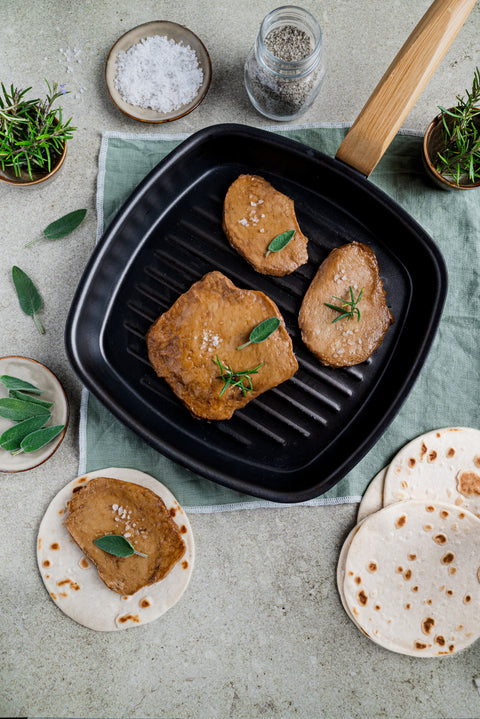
[18,424,65,453]
[9,390,53,408]
[0,397,50,422]
[26,208,87,247]
[0,414,51,450]
[265,229,295,257]
[93,534,148,558]
[0,375,45,394]
[237,316,281,349]
[11,266,44,334]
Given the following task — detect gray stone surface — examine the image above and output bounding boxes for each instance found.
[1,1,479,717]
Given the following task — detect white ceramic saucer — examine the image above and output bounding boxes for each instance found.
[0,356,69,473]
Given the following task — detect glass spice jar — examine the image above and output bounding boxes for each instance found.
[244,5,326,121]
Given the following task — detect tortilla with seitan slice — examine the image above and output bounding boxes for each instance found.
[342,500,480,657]
[65,476,186,596]
[37,468,194,632]
[383,427,480,518]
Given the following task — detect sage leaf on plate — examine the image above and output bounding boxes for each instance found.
[18,424,65,453]
[11,266,44,334]
[0,375,45,394]
[93,534,148,558]
[265,229,295,257]
[26,208,87,247]
[0,414,50,450]
[9,390,53,409]
[0,397,50,422]
[237,316,281,350]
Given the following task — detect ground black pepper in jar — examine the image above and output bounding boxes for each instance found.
[244,6,326,121]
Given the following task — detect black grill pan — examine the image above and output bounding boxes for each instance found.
[65,0,474,502]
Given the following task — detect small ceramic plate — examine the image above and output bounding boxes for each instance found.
[0,356,69,473]
[105,20,212,123]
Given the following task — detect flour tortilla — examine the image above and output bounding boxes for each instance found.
[342,499,480,657]
[336,521,367,625]
[357,467,387,523]
[383,427,480,518]
[37,468,194,631]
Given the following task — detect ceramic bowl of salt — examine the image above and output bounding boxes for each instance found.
[105,20,212,123]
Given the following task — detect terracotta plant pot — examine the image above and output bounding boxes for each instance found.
[0,140,67,188]
[422,108,480,190]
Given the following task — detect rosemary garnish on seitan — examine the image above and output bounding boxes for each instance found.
[325,286,363,323]
[213,355,264,397]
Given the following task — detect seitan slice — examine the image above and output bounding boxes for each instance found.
[146,271,298,420]
[65,477,186,596]
[222,174,308,276]
[299,241,393,367]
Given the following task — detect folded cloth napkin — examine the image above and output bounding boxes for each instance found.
[79,125,479,512]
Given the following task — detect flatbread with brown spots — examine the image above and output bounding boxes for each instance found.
[37,468,194,631]
[341,500,480,657]
[383,427,480,518]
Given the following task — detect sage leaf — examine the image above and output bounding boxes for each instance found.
[2,439,22,452]
[26,208,87,246]
[9,390,53,409]
[237,316,281,350]
[265,229,295,257]
[93,534,148,558]
[19,424,65,453]
[0,414,50,450]
[11,266,44,334]
[0,375,45,394]
[0,397,50,422]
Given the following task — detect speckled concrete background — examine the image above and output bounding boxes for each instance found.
[1,1,479,718]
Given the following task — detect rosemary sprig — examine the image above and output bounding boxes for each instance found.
[0,80,76,179]
[325,286,363,323]
[213,355,264,397]
[435,67,480,185]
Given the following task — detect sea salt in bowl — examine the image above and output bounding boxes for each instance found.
[105,20,212,123]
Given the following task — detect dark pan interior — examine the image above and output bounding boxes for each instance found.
[65,124,447,502]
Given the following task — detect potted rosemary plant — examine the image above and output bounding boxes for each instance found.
[423,67,480,189]
[0,80,76,186]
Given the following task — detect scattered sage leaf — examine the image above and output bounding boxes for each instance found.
[26,208,87,246]
[0,375,45,394]
[19,424,65,453]
[93,534,148,558]
[9,390,53,409]
[265,229,295,257]
[237,316,281,350]
[0,414,50,449]
[11,266,44,334]
[0,397,50,422]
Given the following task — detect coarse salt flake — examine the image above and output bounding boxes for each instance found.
[115,35,203,113]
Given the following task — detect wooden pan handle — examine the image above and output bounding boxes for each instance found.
[335,0,477,176]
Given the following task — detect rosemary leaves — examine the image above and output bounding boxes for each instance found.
[213,355,264,397]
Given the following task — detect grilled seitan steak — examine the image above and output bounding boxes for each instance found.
[299,241,393,368]
[146,271,298,420]
[65,477,186,596]
[223,174,308,276]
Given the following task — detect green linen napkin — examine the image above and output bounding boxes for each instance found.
[80,125,479,511]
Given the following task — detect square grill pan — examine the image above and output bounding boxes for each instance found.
[65,124,447,502]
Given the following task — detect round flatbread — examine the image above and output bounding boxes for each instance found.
[357,466,387,523]
[342,500,480,657]
[383,427,480,518]
[37,468,194,631]
[336,521,367,625]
